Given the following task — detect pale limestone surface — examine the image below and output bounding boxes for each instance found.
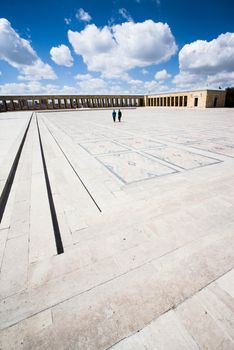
[0,107,234,349]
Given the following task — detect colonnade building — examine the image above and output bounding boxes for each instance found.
[0,89,226,112]
[0,95,144,112]
[145,89,226,108]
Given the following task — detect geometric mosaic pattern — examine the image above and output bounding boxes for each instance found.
[145,146,221,170]
[116,137,165,150]
[189,142,234,158]
[79,140,128,155]
[97,151,177,184]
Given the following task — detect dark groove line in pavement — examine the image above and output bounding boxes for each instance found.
[0,113,33,223]
[42,116,102,213]
[36,115,64,254]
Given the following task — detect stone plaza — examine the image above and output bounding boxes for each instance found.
[0,107,234,349]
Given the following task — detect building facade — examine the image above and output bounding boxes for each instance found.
[146,89,226,108]
[0,90,226,112]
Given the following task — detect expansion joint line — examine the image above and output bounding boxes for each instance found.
[0,113,33,223]
[36,114,64,254]
[42,117,102,213]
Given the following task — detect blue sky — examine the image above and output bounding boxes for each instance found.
[0,0,234,95]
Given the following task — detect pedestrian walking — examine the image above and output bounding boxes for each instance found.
[112,109,116,122]
[118,109,122,122]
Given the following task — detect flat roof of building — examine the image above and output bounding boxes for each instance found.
[147,89,226,96]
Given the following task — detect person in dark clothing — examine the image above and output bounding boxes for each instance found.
[112,109,116,122]
[118,109,122,122]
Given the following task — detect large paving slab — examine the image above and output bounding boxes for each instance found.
[0,107,234,349]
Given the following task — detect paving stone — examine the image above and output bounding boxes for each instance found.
[176,287,234,349]
[0,229,8,269]
[0,108,234,349]
[111,310,199,350]
[190,141,234,158]
[115,136,165,150]
[145,146,221,169]
[216,269,234,298]
[97,151,176,184]
[0,234,28,299]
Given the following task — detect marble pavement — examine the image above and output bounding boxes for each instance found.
[0,107,234,349]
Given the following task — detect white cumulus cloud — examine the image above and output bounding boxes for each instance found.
[50,44,74,67]
[172,72,205,90]
[144,80,168,93]
[76,8,92,22]
[17,60,57,81]
[155,69,171,80]
[68,20,177,79]
[0,81,78,95]
[75,73,107,93]
[0,18,56,80]
[129,79,142,85]
[75,73,92,80]
[174,32,234,89]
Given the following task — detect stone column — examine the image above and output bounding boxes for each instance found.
[18,99,23,110]
[10,100,15,110]
[3,100,8,111]
[38,99,42,110]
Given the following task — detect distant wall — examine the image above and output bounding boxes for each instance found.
[205,90,226,108]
